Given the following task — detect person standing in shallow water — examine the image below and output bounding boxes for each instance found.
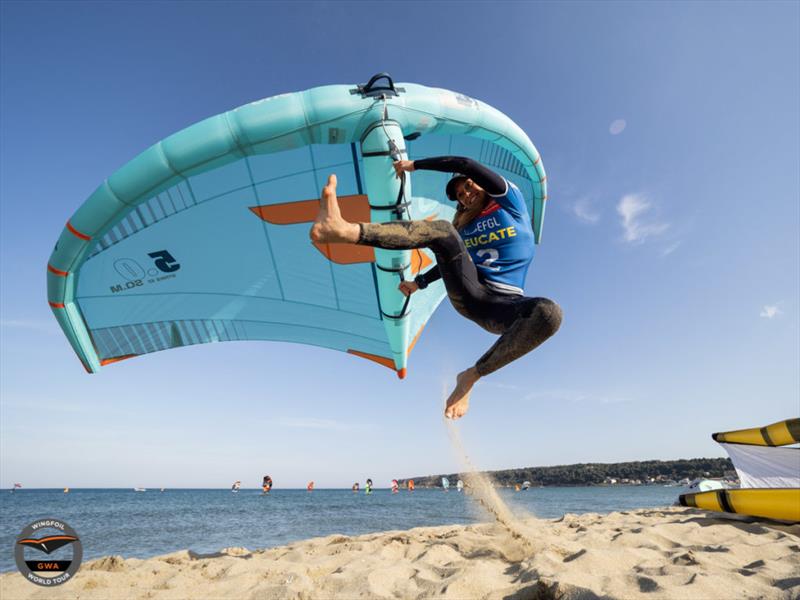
[310,156,562,420]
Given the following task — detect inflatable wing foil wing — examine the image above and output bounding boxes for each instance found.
[47,75,548,375]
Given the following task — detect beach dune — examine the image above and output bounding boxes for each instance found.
[2,507,798,599]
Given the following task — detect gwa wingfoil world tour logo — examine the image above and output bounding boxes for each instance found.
[15,518,83,586]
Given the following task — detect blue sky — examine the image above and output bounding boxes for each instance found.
[1,1,797,489]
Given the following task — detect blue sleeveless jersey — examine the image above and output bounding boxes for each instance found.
[457,180,534,295]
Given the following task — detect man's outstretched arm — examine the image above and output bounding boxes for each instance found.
[413,156,507,196]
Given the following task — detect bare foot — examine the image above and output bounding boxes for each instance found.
[445,367,481,419]
[310,174,360,244]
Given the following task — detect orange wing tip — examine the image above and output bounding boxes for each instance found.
[100,354,137,366]
[397,368,407,379]
[48,264,69,277]
[48,301,65,309]
[66,221,91,241]
[347,349,396,372]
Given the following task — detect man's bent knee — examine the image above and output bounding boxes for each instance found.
[537,299,563,339]
[427,220,462,254]
[431,220,458,235]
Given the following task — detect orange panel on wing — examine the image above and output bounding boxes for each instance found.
[410,249,433,275]
[250,195,375,265]
[250,195,371,223]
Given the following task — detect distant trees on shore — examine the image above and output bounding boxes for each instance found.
[399,458,734,488]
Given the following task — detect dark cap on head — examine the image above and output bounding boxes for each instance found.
[446,175,468,201]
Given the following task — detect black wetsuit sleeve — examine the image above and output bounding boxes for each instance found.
[413,156,507,196]
[414,266,442,289]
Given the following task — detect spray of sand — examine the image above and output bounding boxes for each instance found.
[444,403,542,557]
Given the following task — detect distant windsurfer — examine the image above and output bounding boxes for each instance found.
[262,475,273,494]
[311,157,562,419]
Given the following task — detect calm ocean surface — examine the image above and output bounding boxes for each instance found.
[0,486,681,573]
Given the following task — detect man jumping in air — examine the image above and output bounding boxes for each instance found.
[311,157,562,419]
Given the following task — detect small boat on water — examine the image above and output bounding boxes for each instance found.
[687,478,727,492]
[133,487,146,492]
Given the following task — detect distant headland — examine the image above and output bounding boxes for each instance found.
[399,458,734,488]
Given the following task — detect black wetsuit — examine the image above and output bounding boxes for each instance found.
[358,156,562,376]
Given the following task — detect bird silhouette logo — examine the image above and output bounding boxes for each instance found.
[17,535,79,554]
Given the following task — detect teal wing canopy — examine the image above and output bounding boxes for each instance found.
[47,76,547,375]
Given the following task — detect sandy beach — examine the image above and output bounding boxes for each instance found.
[2,506,798,600]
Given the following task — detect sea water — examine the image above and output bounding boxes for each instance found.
[0,486,680,572]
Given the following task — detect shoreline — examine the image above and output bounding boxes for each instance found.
[1,481,726,491]
[2,507,798,599]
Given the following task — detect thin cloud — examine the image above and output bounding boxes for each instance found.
[523,389,631,405]
[609,119,626,135]
[760,305,782,319]
[2,401,90,414]
[660,241,682,257]
[616,194,669,244]
[2,398,135,418]
[572,197,601,224]
[275,417,359,431]
[477,380,524,392]
[0,319,58,334]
